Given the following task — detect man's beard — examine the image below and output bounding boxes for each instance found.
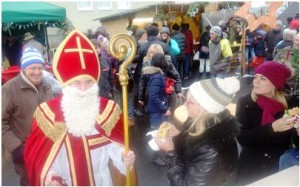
[61,84,100,137]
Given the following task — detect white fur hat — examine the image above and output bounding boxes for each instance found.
[97,35,109,49]
[189,77,240,114]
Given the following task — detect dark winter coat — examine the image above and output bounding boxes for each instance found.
[131,36,144,79]
[165,110,240,186]
[135,36,171,82]
[137,36,170,65]
[235,94,296,185]
[138,55,181,101]
[171,31,186,55]
[181,30,194,54]
[3,40,23,67]
[100,48,118,70]
[98,54,114,99]
[198,31,210,59]
[245,30,254,47]
[254,38,266,57]
[264,29,283,60]
[143,66,168,113]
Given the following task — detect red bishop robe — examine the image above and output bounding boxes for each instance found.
[24,95,137,186]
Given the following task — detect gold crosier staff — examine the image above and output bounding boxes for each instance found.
[109,34,137,186]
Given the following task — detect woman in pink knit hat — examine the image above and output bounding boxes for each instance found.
[235,61,299,185]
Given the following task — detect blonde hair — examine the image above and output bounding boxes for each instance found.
[144,44,164,62]
[186,92,221,136]
[251,89,288,108]
[188,113,221,136]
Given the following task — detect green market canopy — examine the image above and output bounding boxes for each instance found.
[2,1,66,23]
[2,1,71,36]
[2,1,71,60]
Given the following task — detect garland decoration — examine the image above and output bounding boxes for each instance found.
[3,22,15,36]
[2,19,74,35]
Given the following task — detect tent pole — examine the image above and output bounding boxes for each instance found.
[44,24,50,65]
[240,20,246,75]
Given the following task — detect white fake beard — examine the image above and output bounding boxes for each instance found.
[61,84,100,137]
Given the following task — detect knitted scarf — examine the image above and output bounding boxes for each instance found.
[256,95,285,126]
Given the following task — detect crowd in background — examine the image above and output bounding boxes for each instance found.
[2,10,299,186]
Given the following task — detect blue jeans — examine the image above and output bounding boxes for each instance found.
[245,46,255,64]
[149,113,165,129]
[175,54,185,77]
[279,148,299,171]
[183,54,191,77]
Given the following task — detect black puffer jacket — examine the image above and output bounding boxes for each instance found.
[264,29,283,60]
[165,110,240,186]
[138,55,181,101]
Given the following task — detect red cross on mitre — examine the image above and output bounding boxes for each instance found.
[52,30,100,86]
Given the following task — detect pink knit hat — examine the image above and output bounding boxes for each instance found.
[254,62,291,90]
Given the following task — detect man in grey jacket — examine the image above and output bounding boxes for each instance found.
[209,26,233,78]
[2,47,53,185]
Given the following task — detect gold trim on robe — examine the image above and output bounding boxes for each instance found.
[35,99,124,185]
[96,100,122,137]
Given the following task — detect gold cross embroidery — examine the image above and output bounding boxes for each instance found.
[64,37,93,69]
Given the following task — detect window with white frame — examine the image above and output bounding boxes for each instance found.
[97,1,112,10]
[117,1,130,10]
[77,1,92,11]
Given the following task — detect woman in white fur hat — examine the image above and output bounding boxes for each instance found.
[155,77,241,185]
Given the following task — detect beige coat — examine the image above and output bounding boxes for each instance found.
[2,72,53,153]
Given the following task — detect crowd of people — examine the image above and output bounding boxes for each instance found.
[2,13,299,186]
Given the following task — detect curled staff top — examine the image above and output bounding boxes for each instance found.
[109,34,137,74]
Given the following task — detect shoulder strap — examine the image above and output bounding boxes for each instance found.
[273,40,284,57]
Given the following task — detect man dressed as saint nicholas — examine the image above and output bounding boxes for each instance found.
[24,30,137,186]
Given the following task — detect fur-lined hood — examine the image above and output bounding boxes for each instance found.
[142,66,164,75]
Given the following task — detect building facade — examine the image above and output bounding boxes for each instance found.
[48,1,156,35]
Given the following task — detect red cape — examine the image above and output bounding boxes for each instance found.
[24,95,124,185]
